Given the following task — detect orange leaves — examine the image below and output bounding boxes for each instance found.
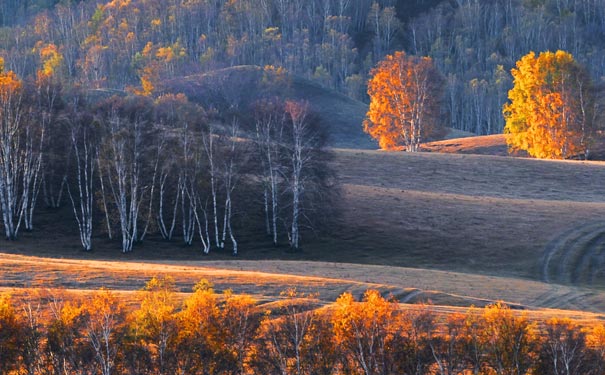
[35,42,63,82]
[364,51,445,151]
[0,70,22,101]
[133,41,187,96]
[504,50,594,159]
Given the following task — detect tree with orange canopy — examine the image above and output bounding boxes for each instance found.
[364,51,445,151]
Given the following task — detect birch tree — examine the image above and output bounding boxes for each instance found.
[254,98,286,246]
[66,100,99,251]
[0,62,26,240]
[96,96,157,252]
[285,100,313,251]
[202,123,222,250]
[504,50,596,159]
[36,43,66,211]
[219,118,243,256]
[364,51,445,151]
[84,289,125,375]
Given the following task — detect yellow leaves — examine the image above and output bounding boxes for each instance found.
[0,293,15,322]
[504,50,593,159]
[156,41,187,62]
[142,41,154,58]
[36,43,63,79]
[151,18,162,28]
[135,41,186,96]
[587,323,605,352]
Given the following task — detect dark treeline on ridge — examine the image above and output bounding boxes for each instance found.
[2,0,605,136]
[2,279,605,375]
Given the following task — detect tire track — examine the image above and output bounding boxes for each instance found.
[541,221,605,284]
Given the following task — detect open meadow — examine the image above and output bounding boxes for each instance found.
[3,136,605,320]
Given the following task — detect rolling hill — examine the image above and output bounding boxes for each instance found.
[162,65,377,149]
[3,146,605,315]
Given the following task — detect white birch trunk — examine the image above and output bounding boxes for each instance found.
[97,154,113,240]
[157,170,179,240]
[287,102,310,250]
[0,79,24,240]
[254,106,283,246]
[67,125,96,251]
[203,124,223,249]
[223,120,240,255]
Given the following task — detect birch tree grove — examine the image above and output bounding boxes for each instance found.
[0,84,332,253]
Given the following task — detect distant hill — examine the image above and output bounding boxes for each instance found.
[162,66,377,149]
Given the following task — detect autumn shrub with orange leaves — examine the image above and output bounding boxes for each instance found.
[2,282,605,374]
[504,50,597,159]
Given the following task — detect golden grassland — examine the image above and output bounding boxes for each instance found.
[2,252,605,325]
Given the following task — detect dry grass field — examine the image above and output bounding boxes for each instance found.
[3,133,605,319]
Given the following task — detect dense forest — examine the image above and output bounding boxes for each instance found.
[3,280,605,375]
[1,0,605,135]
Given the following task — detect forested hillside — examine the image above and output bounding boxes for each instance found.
[1,0,604,136]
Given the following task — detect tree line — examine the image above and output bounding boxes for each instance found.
[2,278,605,375]
[2,0,605,137]
[0,61,332,253]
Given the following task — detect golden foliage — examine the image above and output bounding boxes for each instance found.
[0,69,23,101]
[364,51,445,151]
[504,50,595,159]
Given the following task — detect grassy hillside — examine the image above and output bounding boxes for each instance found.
[4,148,605,289]
[325,150,605,281]
[3,253,605,318]
[162,66,377,149]
[422,134,511,156]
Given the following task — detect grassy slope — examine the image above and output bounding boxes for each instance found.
[3,253,605,319]
[422,134,511,156]
[325,150,605,277]
[3,149,605,313]
[162,65,377,149]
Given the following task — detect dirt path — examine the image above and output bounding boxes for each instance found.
[541,221,605,286]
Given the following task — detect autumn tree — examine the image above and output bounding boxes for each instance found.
[132,275,179,375]
[83,288,126,375]
[45,291,94,375]
[332,290,399,375]
[213,290,260,374]
[176,279,219,374]
[0,293,25,374]
[535,318,588,375]
[253,288,320,375]
[364,51,445,151]
[503,50,596,159]
[482,302,538,375]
